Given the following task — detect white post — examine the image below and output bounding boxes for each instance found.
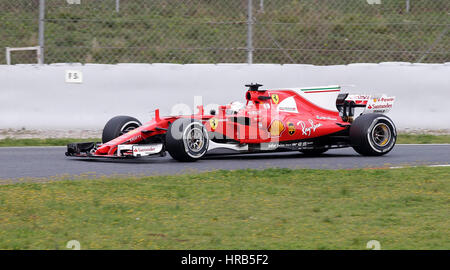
[5,47,42,65]
[38,0,45,64]
[116,0,120,13]
[36,46,42,64]
[6,47,11,65]
[247,0,253,64]
[406,0,410,13]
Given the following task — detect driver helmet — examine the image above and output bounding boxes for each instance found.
[229,101,245,114]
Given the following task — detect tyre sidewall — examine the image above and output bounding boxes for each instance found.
[102,116,142,143]
[350,114,396,155]
[366,116,396,154]
[166,118,209,161]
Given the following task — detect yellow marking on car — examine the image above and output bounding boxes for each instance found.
[269,120,284,136]
[209,118,218,130]
[271,94,279,104]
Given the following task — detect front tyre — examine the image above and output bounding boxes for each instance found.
[102,115,142,143]
[166,118,209,162]
[350,113,396,156]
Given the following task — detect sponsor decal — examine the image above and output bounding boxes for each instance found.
[378,97,395,102]
[278,106,296,112]
[129,134,142,142]
[316,115,337,121]
[268,120,284,136]
[366,96,395,113]
[134,147,156,152]
[131,144,164,157]
[263,141,314,150]
[209,118,218,130]
[369,104,393,109]
[266,143,279,150]
[345,94,370,105]
[271,94,280,104]
[347,95,370,100]
[277,96,299,113]
[297,119,322,136]
[287,122,295,135]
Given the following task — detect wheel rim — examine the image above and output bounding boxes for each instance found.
[371,123,391,147]
[185,127,205,152]
[120,122,140,135]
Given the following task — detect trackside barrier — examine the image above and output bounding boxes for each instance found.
[0,63,449,130]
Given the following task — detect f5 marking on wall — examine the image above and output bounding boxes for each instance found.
[65,70,83,83]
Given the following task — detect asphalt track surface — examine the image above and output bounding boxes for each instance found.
[0,145,449,182]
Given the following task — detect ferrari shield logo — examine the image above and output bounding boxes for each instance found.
[271,94,279,104]
[209,118,218,130]
[287,122,295,135]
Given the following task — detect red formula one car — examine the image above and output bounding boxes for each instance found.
[66,83,397,161]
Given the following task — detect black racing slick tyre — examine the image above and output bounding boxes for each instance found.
[101,115,142,143]
[350,113,396,156]
[166,118,209,162]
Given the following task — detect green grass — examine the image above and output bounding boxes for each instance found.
[0,138,101,147]
[396,134,450,144]
[0,167,449,249]
[0,134,448,147]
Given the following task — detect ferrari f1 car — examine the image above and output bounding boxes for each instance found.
[66,83,397,161]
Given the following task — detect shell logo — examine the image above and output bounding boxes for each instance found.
[269,120,285,136]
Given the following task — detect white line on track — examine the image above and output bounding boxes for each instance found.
[396,144,450,146]
[389,164,450,169]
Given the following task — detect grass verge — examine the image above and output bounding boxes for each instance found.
[0,167,448,249]
[0,138,101,147]
[0,134,449,147]
[396,134,450,144]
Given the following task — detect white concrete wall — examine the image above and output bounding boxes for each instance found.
[0,63,449,130]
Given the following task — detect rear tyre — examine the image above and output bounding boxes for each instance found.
[350,113,396,156]
[166,118,209,162]
[102,115,142,143]
[300,148,328,156]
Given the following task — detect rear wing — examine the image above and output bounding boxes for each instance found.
[336,93,395,122]
[345,94,395,114]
